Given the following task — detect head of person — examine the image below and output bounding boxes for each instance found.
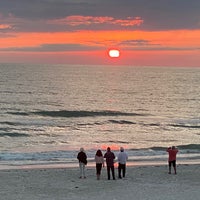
[107,147,111,152]
[120,147,124,152]
[172,146,175,150]
[80,147,84,152]
[96,149,103,156]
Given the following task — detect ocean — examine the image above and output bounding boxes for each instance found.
[0,63,200,169]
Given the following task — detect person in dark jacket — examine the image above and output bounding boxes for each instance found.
[77,147,87,178]
[104,147,116,180]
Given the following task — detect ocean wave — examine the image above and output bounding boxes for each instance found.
[108,120,136,124]
[1,148,199,164]
[0,127,10,132]
[170,124,200,129]
[0,121,22,126]
[178,144,200,150]
[149,147,167,151]
[0,132,29,137]
[130,144,200,152]
[142,123,161,127]
[129,147,167,152]
[7,111,29,116]
[152,144,200,151]
[95,140,130,144]
[0,151,71,161]
[8,110,148,118]
[77,120,136,127]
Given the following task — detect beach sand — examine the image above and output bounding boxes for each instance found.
[0,164,199,200]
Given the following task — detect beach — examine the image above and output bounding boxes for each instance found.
[1,163,199,200]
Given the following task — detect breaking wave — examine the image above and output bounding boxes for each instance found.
[8,110,148,118]
[178,144,200,150]
[108,120,136,124]
[170,124,200,129]
[0,132,29,137]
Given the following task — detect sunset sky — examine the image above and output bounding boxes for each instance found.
[0,0,200,67]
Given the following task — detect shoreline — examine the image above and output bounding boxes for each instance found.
[1,158,200,171]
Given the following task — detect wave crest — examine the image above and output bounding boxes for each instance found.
[8,110,147,118]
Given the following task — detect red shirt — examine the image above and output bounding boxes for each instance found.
[167,148,178,161]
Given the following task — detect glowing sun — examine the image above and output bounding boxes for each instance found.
[108,49,120,58]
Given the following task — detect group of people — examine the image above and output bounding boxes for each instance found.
[77,146,128,180]
[77,145,178,180]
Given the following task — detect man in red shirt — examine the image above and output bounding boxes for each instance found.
[166,146,178,174]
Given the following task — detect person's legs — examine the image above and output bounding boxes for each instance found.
[99,164,102,175]
[96,164,100,174]
[79,162,86,178]
[107,166,111,180]
[118,163,122,178]
[82,163,86,177]
[122,164,126,177]
[79,162,83,178]
[172,160,177,174]
[168,161,172,174]
[96,164,102,180]
[111,166,115,180]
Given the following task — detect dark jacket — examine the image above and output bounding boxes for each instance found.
[77,151,87,165]
[104,151,115,167]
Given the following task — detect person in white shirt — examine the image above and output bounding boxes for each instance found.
[117,147,128,179]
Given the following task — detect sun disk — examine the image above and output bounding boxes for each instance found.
[108,49,120,58]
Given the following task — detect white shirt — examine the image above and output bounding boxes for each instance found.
[95,155,104,164]
[117,151,128,164]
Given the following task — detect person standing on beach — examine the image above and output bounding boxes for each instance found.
[166,146,178,174]
[77,147,87,178]
[95,149,105,180]
[104,147,116,180]
[117,147,128,179]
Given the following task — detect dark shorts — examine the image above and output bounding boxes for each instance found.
[168,160,176,167]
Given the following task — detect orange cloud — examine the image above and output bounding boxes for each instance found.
[0,30,200,52]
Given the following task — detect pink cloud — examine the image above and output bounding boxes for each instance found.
[112,17,143,26]
[0,24,12,29]
[50,15,143,27]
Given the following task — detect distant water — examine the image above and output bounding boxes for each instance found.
[0,63,200,169]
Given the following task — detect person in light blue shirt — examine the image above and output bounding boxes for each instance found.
[117,147,128,179]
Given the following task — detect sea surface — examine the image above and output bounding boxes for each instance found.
[0,63,200,169]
